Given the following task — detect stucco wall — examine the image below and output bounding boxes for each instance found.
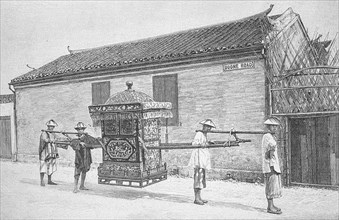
[1,102,13,116]
[15,58,266,179]
[16,80,102,165]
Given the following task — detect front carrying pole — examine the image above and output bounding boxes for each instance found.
[195,130,274,134]
[150,139,251,150]
[151,128,271,150]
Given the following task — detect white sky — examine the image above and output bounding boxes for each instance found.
[1,0,338,94]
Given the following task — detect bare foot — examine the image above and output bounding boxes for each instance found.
[73,189,79,193]
[40,182,45,187]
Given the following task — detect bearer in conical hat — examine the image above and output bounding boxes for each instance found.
[39,119,59,186]
[262,117,282,214]
[70,122,103,193]
[188,119,216,205]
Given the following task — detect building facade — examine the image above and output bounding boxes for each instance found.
[9,6,339,186]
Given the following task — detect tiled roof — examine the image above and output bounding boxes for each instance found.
[11,6,274,84]
[0,94,14,104]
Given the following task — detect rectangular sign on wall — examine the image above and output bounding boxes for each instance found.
[223,61,255,71]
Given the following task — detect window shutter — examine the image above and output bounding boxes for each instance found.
[164,75,178,126]
[92,81,110,105]
[92,83,101,105]
[92,81,110,126]
[153,76,165,102]
[153,74,178,126]
[99,81,110,104]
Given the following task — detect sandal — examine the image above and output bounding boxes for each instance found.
[194,200,205,205]
[267,209,282,215]
[201,199,208,203]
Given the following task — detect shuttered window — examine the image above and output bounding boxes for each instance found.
[92,81,110,126]
[92,81,110,105]
[153,74,179,126]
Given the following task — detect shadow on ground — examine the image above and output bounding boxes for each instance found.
[21,178,191,204]
[20,177,261,212]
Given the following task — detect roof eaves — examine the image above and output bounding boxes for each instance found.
[10,44,264,86]
[11,5,274,84]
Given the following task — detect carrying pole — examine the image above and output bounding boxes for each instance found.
[195,130,273,134]
[41,130,87,135]
[149,139,251,150]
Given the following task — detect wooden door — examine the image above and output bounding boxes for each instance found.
[0,116,12,159]
[329,115,339,185]
[290,115,338,186]
[315,117,330,185]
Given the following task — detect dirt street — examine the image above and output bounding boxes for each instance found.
[0,160,338,219]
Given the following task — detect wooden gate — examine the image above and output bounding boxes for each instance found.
[290,115,339,186]
[0,116,12,159]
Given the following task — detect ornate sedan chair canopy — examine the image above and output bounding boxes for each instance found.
[88,81,172,187]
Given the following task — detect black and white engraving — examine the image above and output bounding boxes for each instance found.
[0,1,338,219]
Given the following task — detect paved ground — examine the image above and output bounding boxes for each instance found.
[0,160,338,219]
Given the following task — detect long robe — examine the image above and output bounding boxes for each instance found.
[262,133,282,199]
[261,133,281,174]
[188,131,211,170]
[71,134,102,173]
[39,131,58,175]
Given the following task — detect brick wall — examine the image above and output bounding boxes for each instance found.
[162,59,266,181]
[15,57,266,181]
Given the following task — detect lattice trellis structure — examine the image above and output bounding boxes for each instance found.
[265,8,339,115]
[271,67,339,114]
